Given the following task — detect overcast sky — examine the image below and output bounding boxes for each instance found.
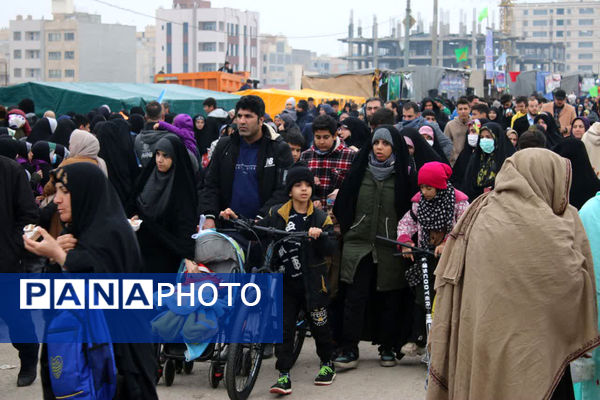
[2,0,504,56]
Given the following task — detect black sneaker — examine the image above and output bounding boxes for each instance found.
[378,347,397,367]
[314,363,336,385]
[270,373,292,395]
[333,351,358,369]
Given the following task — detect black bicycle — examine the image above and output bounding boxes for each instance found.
[221,218,327,400]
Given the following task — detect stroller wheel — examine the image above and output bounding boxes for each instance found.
[183,361,194,375]
[164,359,176,387]
[209,362,223,388]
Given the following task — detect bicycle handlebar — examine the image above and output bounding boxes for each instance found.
[376,235,436,257]
[223,217,330,238]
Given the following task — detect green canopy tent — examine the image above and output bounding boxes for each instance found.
[0,82,241,117]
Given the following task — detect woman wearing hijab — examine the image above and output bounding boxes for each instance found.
[488,106,503,125]
[128,114,145,136]
[401,127,445,171]
[421,97,449,131]
[27,117,56,144]
[133,135,198,274]
[535,112,564,146]
[68,129,108,176]
[95,121,140,215]
[427,148,600,400]
[30,141,69,193]
[456,122,515,201]
[333,126,416,368]
[22,163,159,400]
[338,117,370,151]
[0,136,18,159]
[570,117,590,140]
[553,138,600,209]
[49,118,76,147]
[90,114,107,132]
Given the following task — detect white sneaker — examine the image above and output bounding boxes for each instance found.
[400,342,418,357]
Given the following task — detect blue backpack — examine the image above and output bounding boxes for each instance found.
[46,310,117,400]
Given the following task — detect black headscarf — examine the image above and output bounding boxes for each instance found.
[128,114,145,134]
[400,127,445,171]
[193,115,211,155]
[90,114,107,132]
[27,117,53,144]
[341,117,370,149]
[489,107,503,124]
[0,136,18,158]
[553,138,600,209]
[31,141,67,187]
[95,121,140,215]
[49,118,76,147]
[534,113,563,149]
[334,125,416,234]
[137,138,176,219]
[50,163,142,273]
[458,122,515,200]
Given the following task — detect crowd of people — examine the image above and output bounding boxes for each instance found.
[1,87,600,399]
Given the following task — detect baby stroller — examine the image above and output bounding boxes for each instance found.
[156,230,246,389]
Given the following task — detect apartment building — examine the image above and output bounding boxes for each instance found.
[155,0,259,77]
[511,0,600,73]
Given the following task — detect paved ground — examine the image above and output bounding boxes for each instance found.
[0,340,427,399]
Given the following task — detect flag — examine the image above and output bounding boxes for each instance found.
[455,46,469,63]
[494,52,507,68]
[590,86,599,98]
[157,88,167,103]
[478,7,488,22]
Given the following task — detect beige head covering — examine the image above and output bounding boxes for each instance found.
[427,148,599,400]
[68,129,108,176]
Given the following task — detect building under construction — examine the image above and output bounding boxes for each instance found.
[339,8,566,73]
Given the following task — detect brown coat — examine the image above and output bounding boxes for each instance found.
[541,102,576,133]
[427,148,600,400]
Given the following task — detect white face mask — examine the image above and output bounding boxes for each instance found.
[467,134,479,147]
[426,139,434,147]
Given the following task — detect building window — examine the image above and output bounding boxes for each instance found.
[48,51,61,60]
[13,68,22,78]
[219,42,224,52]
[578,53,593,60]
[13,49,22,59]
[579,41,593,48]
[64,51,74,59]
[198,63,216,72]
[579,30,594,37]
[579,8,594,14]
[533,9,547,15]
[532,31,547,38]
[580,19,594,25]
[556,31,564,37]
[567,53,571,60]
[523,21,528,27]
[199,21,216,31]
[25,50,40,59]
[557,8,564,15]
[26,68,40,78]
[523,10,528,15]
[235,24,239,36]
[556,19,564,26]
[64,32,75,41]
[533,20,548,26]
[25,31,40,41]
[48,69,61,78]
[13,31,21,41]
[65,69,75,78]
[579,65,593,71]
[219,21,224,32]
[199,42,216,52]
[48,32,61,41]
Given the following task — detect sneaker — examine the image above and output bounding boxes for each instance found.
[333,351,358,370]
[379,347,397,367]
[314,363,336,385]
[270,373,292,395]
[400,342,418,357]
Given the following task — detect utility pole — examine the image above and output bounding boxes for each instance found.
[471,8,477,69]
[192,0,197,72]
[404,0,411,68]
[432,0,438,67]
[373,15,379,69]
